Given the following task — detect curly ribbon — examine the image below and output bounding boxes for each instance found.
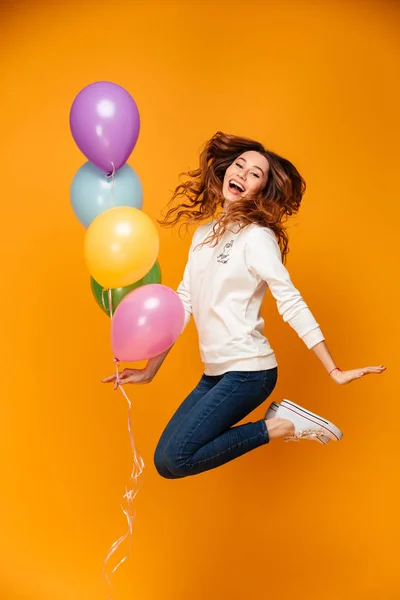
[101,288,145,598]
[100,163,116,318]
[105,161,116,208]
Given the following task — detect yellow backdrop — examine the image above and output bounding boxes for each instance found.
[1,1,399,598]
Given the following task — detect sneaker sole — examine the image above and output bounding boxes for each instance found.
[280,399,343,441]
[265,402,330,445]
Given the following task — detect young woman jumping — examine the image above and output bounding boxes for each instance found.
[103,131,386,479]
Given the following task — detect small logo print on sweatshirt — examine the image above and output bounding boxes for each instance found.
[217,240,235,264]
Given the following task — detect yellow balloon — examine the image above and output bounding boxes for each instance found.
[84,206,159,289]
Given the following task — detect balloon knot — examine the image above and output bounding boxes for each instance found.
[105,161,116,179]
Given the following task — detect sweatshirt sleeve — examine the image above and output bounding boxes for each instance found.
[176,232,197,331]
[245,227,325,349]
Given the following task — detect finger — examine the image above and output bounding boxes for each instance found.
[350,369,373,378]
[118,377,132,385]
[362,366,386,374]
[119,376,138,385]
[102,375,117,383]
[119,369,131,377]
[363,371,385,376]
[117,374,130,381]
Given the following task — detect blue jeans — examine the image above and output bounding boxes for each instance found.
[154,368,278,479]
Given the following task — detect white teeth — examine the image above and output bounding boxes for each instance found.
[230,180,244,192]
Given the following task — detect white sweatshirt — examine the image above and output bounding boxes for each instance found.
[177,220,325,376]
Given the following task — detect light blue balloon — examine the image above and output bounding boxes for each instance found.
[70,161,143,227]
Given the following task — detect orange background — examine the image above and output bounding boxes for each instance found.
[1,1,399,599]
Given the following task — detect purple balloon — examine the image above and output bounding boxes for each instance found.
[70,81,140,173]
[111,284,185,362]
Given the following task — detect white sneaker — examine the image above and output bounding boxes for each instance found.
[264,401,331,445]
[264,401,281,420]
[270,399,343,443]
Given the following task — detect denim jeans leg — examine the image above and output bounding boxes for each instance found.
[153,374,219,478]
[163,369,277,478]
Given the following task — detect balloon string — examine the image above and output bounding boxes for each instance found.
[108,289,114,319]
[101,314,144,597]
[108,161,116,208]
[111,171,115,208]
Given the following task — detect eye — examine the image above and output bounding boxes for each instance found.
[235,162,243,168]
[251,172,260,178]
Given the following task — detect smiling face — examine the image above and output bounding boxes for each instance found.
[222,150,269,204]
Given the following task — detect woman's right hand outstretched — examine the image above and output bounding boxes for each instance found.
[102,368,153,390]
[102,347,173,390]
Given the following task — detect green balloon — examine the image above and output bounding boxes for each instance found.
[91,261,162,317]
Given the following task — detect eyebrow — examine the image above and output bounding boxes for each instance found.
[237,156,265,175]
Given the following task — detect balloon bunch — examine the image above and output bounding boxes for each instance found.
[69,81,185,597]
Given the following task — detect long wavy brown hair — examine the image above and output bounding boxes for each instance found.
[158,131,306,263]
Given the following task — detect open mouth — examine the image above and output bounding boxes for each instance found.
[228,180,245,193]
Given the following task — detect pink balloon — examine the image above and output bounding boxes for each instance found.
[111,284,185,362]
